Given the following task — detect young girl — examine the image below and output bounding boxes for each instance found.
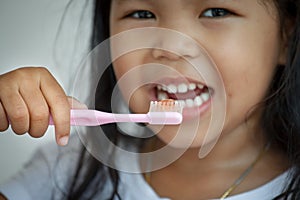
[0,0,299,199]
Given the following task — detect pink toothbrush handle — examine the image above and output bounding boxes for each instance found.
[49,109,182,126]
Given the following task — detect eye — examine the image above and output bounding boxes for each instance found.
[201,8,233,18]
[127,10,156,19]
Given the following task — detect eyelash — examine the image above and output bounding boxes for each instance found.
[126,10,156,19]
[201,8,233,18]
[125,8,233,20]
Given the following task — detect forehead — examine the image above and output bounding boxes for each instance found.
[112,0,248,4]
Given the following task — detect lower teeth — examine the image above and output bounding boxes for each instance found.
[157,91,210,108]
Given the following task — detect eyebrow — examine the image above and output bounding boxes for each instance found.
[114,0,239,6]
[114,0,153,5]
[114,0,236,2]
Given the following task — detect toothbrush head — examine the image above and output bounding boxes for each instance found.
[149,99,184,113]
[147,100,183,125]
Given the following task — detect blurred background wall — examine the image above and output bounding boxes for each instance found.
[0,0,92,184]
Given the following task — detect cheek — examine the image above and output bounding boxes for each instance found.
[219,55,278,142]
[213,26,280,101]
[222,45,279,103]
[112,49,150,78]
[220,52,277,115]
[209,29,281,134]
[113,53,137,80]
[112,53,152,113]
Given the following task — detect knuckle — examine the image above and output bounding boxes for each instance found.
[0,67,46,90]
[10,107,28,122]
[4,66,49,79]
[10,67,30,79]
[11,126,28,135]
[54,95,70,108]
[35,66,50,75]
[0,113,8,131]
[18,66,48,73]
[30,108,49,123]
[28,130,46,138]
[0,115,9,132]
[0,124,9,132]
[29,122,48,138]
[35,66,48,71]
[56,93,68,101]
[0,77,14,91]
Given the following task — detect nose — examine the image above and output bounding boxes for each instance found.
[151,29,201,61]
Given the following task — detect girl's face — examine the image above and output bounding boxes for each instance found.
[109,0,285,148]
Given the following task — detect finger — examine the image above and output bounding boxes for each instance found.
[0,91,29,135]
[19,85,49,138]
[67,96,88,109]
[40,72,70,146]
[0,101,9,131]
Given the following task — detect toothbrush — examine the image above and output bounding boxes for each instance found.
[49,100,183,126]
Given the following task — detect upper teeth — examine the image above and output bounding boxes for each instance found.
[158,83,205,94]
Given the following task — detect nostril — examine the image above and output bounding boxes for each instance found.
[151,39,201,60]
[152,48,182,61]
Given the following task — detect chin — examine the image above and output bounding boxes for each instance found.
[151,122,211,150]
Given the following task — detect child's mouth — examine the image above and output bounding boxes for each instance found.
[155,81,212,109]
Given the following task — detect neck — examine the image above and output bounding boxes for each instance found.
[142,117,290,199]
[150,121,288,178]
[169,125,265,171]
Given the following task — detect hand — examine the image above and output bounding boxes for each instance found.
[0,67,87,146]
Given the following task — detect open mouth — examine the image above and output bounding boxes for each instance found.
[155,80,213,108]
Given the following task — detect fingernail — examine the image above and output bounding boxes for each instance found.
[58,136,69,146]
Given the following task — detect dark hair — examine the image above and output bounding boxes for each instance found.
[262,0,300,199]
[64,0,300,199]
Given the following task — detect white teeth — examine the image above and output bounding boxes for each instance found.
[178,83,188,93]
[186,99,194,108]
[159,82,205,94]
[156,82,211,108]
[197,84,204,89]
[167,84,177,94]
[201,92,210,102]
[178,100,186,107]
[189,83,196,90]
[157,91,211,108]
[194,96,203,106]
[161,85,168,91]
[157,91,168,101]
[180,91,210,108]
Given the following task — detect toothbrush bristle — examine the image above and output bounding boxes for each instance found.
[149,99,183,114]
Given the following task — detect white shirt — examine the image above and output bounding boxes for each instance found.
[0,135,290,200]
